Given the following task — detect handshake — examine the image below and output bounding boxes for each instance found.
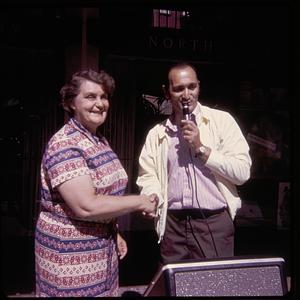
[140,193,159,219]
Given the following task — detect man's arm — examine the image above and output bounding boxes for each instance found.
[204,112,252,185]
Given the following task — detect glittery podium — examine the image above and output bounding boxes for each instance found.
[143,256,288,297]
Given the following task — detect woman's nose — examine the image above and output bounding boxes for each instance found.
[95,97,104,107]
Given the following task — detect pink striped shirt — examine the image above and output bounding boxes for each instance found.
[167,108,227,210]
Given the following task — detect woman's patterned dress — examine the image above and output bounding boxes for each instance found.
[35,118,128,297]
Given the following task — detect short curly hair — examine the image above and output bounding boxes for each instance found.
[60,69,115,116]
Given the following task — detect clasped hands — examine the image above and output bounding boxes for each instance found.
[141,193,158,219]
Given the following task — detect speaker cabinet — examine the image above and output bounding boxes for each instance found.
[144,256,288,297]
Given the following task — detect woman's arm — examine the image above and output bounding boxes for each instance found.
[57,174,157,221]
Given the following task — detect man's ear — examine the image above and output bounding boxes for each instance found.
[162,84,169,99]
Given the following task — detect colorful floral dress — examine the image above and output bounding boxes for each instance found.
[35,118,128,297]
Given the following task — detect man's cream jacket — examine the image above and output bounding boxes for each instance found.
[137,103,252,243]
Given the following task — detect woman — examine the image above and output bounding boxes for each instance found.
[35,69,157,297]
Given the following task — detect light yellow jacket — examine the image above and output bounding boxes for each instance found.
[137,103,252,243]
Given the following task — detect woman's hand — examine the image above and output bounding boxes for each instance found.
[117,233,128,260]
[141,193,158,218]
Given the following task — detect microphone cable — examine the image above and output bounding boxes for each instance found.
[181,104,219,257]
[188,149,220,258]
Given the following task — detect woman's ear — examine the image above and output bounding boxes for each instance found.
[69,99,76,111]
[63,100,75,114]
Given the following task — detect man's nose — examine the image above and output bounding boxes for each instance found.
[182,88,190,100]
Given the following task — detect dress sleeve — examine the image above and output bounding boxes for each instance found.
[43,140,90,189]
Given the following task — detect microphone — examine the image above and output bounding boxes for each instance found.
[182,102,190,120]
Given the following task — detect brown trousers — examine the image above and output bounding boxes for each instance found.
[160,209,234,265]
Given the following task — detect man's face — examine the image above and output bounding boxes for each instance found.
[167,66,200,116]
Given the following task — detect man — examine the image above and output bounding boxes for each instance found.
[136,62,252,264]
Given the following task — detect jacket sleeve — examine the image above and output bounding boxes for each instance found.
[136,127,169,242]
[205,111,252,186]
[136,128,164,199]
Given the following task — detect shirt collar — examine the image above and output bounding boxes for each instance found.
[158,102,211,139]
[165,118,177,133]
[69,118,105,145]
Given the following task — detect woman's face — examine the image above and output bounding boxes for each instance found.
[71,79,109,134]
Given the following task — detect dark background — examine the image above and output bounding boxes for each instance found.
[0,0,296,297]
